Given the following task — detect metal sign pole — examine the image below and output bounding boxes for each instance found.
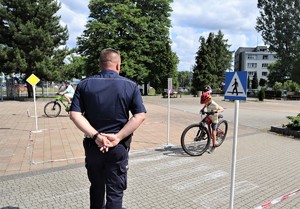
[224,72,247,209]
[27,74,42,133]
[32,85,40,132]
[229,100,239,209]
[164,78,173,148]
[167,89,170,144]
[0,76,3,101]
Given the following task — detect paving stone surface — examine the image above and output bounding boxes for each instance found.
[0,96,300,208]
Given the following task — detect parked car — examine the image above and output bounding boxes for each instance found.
[162,89,178,98]
[178,87,189,93]
[247,89,258,97]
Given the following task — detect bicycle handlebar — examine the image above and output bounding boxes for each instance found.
[201,110,216,115]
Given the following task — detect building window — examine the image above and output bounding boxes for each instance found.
[263,55,268,60]
[247,63,257,68]
[248,55,257,60]
[262,72,268,76]
[262,63,268,68]
[248,71,255,76]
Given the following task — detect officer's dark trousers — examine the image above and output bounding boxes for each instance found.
[83,139,128,209]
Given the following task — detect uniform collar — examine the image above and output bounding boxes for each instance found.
[100,69,118,74]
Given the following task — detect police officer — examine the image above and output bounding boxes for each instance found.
[70,48,146,209]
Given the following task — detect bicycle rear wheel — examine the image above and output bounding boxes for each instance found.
[215,120,228,147]
[181,124,210,156]
[44,101,61,118]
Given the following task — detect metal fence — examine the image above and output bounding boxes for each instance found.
[0,80,59,101]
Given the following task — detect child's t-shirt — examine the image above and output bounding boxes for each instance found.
[207,101,223,123]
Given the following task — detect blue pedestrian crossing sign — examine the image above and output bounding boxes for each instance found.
[224,72,247,101]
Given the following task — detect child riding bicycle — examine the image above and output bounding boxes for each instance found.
[200,92,224,153]
[57,80,75,104]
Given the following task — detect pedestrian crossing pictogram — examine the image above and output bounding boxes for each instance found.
[224,72,247,101]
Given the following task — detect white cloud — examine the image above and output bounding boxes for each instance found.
[170,0,262,71]
[58,0,264,71]
[57,1,89,47]
[171,0,258,31]
[58,0,89,14]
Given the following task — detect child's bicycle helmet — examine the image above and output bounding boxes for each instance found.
[200,92,212,104]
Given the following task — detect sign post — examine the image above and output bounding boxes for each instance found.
[0,75,3,102]
[26,74,41,133]
[164,78,173,148]
[224,71,247,209]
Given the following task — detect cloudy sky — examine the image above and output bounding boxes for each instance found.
[57,0,264,71]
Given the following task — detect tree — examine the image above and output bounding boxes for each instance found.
[146,43,178,93]
[267,61,286,86]
[247,75,251,89]
[259,78,267,87]
[62,55,86,81]
[273,81,283,91]
[78,0,148,80]
[192,31,233,94]
[178,71,192,88]
[0,0,69,97]
[256,0,300,83]
[251,72,258,89]
[192,36,206,94]
[291,41,300,83]
[136,0,178,93]
[258,88,265,101]
[283,80,300,92]
[77,0,177,92]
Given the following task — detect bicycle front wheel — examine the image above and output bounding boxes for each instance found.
[44,101,61,118]
[181,124,210,156]
[215,120,228,147]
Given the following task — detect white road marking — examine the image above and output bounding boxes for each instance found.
[196,181,258,208]
[172,170,228,190]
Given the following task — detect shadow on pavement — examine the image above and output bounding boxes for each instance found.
[42,114,69,118]
[154,146,188,157]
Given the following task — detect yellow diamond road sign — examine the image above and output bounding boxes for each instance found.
[26,74,40,86]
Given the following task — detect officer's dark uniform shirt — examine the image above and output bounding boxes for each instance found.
[70,70,146,137]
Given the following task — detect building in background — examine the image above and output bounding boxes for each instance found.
[234,46,277,88]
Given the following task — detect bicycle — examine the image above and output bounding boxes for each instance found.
[44,94,70,118]
[181,111,228,156]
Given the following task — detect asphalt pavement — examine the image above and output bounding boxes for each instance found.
[0,95,300,209]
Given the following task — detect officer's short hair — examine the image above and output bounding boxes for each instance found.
[99,48,120,65]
